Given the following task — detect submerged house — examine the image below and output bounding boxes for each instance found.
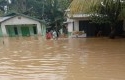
[0,13,46,37]
[66,10,125,37]
[65,0,125,37]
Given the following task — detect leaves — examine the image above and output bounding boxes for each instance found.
[93,0,125,23]
[69,0,102,14]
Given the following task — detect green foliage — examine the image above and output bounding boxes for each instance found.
[0,0,9,16]
[91,14,110,24]
[90,0,125,38]
[42,0,70,29]
[90,0,125,24]
[8,0,27,13]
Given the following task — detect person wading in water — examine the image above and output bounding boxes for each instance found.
[52,30,58,40]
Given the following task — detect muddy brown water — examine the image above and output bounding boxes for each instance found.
[0,37,125,80]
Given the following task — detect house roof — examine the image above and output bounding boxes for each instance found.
[0,12,46,24]
[0,16,12,22]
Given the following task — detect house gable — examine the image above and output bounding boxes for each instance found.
[2,12,45,24]
[1,15,41,26]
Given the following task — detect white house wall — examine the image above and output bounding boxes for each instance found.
[66,18,73,32]
[68,22,73,32]
[74,20,79,31]
[37,23,42,35]
[17,26,22,36]
[67,19,80,33]
[1,24,7,36]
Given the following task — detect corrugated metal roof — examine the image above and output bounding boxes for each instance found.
[0,16,12,22]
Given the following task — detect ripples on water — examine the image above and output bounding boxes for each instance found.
[0,37,125,80]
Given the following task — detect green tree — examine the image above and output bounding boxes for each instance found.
[0,0,9,16]
[43,0,70,30]
[8,0,27,13]
[90,0,125,38]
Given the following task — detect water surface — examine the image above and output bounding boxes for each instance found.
[0,37,125,80]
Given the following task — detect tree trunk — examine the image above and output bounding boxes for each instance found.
[109,24,116,39]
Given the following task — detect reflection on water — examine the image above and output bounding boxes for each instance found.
[0,37,125,80]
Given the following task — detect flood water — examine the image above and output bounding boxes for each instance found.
[0,37,125,80]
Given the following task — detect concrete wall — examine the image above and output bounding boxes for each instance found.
[17,25,22,36]
[29,26,34,36]
[67,18,80,32]
[68,22,73,32]
[67,18,81,36]
[74,20,79,31]
[67,18,73,32]
[41,24,46,37]
[0,26,3,37]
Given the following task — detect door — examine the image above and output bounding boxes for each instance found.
[14,27,18,35]
[79,20,96,37]
[21,27,30,36]
[7,27,15,37]
[33,26,37,34]
[79,21,88,33]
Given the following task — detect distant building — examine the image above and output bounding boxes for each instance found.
[0,13,46,37]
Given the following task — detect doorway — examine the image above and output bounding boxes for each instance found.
[21,27,30,36]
